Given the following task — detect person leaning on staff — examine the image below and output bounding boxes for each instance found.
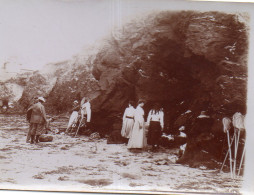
[146,103,164,150]
[27,97,47,144]
[65,100,80,133]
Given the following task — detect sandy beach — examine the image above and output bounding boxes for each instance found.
[0,114,243,193]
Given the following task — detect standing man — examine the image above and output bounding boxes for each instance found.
[26,97,38,143]
[27,97,47,144]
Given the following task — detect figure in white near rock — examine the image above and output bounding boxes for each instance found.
[73,97,92,136]
[66,100,80,133]
[80,97,91,123]
[121,101,135,139]
[127,100,147,149]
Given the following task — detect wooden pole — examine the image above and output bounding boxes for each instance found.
[74,116,83,137]
[238,143,246,176]
[233,128,240,179]
[220,133,235,173]
[227,130,233,178]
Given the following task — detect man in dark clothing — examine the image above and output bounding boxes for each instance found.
[187,111,214,137]
[27,97,47,144]
[26,97,38,143]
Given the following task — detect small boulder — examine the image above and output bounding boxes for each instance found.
[39,134,53,142]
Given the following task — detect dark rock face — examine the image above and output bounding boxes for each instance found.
[91,11,247,125]
[19,72,57,110]
[90,11,248,165]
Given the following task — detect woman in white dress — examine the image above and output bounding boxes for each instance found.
[80,97,91,123]
[121,101,135,138]
[127,100,147,149]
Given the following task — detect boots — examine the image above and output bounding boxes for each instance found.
[30,135,35,144]
[35,135,40,143]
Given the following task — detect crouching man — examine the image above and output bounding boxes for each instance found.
[27,97,47,144]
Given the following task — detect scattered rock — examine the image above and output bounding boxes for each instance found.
[58,176,69,181]
[33,174,44,179]
[39,135,53,142]
[121,173,140,180]
[89,132,100,140]
[78,179,113,187]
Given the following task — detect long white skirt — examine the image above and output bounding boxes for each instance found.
[121,118,134,138]
[67,111,79,129]
[127,122,147,149]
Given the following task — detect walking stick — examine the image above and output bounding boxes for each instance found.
[237,142,246,176]
[226,130,233,178]
[221,117,233,177]
[220,133,235,173]
[65,114,77,134]
[74,115,83,137]
[233,128,241,178]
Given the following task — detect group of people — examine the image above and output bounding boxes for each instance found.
[26,96,91,144]
[26,95,164,149]
[65,97,91,135]
[121,100,164,150]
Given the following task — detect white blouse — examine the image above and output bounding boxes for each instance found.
[81,101,91,122]
[123,106,135,120]
[147,110,164,129]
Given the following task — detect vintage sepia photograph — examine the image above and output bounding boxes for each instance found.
[0,0,254,194]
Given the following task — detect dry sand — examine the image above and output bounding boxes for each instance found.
[0,114,243,194]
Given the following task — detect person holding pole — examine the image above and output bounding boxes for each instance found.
[65,100,80,134]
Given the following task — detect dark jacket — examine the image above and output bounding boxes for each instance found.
[188,116,214,137]
[27,102,47,124]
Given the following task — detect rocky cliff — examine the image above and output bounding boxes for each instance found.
[90,11,248,166]
[91,11,248,132]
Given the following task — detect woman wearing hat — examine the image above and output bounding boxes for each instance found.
[127,100,147,149]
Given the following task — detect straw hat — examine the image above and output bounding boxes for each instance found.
[38,97,46,103]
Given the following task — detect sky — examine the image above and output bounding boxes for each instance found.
[0,0,114,72]
[0,0,252,74]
